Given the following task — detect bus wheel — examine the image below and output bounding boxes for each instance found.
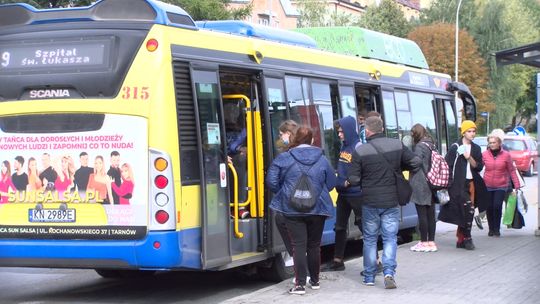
[257,252,294,282]
[398,228,415,244]
[95,269,156,278]
[94,269,123,278]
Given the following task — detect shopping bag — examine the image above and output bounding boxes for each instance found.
[516,189,528,214]
[502,193,517,225]
[511,209,525,229]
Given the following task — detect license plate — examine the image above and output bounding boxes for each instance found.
[28,209,76,223]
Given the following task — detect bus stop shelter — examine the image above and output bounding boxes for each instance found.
[494,42,540,236]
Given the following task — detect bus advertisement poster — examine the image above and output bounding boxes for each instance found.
[0,114,149,240]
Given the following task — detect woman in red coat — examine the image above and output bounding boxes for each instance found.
[482,131,522,236]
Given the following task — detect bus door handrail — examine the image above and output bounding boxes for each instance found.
[227,162,244,239]
[222,94,255,213]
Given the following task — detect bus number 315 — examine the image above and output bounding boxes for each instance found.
[121,86,149,100]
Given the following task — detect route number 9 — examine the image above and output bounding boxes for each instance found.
[1,52,10,67]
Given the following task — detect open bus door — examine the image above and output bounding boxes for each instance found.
[191,66,232,269]
[446,81,477,122]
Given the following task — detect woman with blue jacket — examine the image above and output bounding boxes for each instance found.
[266,126,336,295]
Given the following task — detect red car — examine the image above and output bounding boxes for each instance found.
[503,135,538,176]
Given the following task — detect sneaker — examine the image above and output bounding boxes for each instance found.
[360,262,383,277]
[288,285,306,295]
[291,276,310,285]
[410,242,429,252]
[362,276,375,286]
[456,241,465,249]
[427,242,438,252]
[474,215,484,230]
[463,239,475,250]
[308,279,320,290]
[321,260,345,272]
[488,231,494,237]
[384,275,397,289]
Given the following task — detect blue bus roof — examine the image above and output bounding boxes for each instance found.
[196,20,318,49]
[0,0,195,28]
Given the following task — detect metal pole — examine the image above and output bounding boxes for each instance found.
[536,73,540,236]
[454,0,463,123]
[487,112,490,134]
[455,0,463,82]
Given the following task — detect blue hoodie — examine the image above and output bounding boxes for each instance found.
[336,116,362,197]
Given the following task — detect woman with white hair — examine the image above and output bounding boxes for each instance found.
[482,129,522,236]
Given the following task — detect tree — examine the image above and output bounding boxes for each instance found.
[296,0,357,28]
[355,0,411,37]
[0,0,91,7]
[469,0,517,130]
[419,0,477,32]
[0,0,252,20]
[408,23,493,124]
[502,0,540,130]
[163,0,251,21]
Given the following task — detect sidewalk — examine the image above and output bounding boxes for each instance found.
[224,203,540,304]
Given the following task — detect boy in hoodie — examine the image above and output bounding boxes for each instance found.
[322,116,363,271]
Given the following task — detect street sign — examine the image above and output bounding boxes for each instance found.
[480,111,489,117]
[513,126,526,136]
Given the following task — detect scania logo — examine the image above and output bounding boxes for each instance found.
[29,89,70,99]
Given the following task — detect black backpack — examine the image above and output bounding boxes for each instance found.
[288,156,318,212]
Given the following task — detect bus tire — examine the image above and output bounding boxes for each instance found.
[94,269,123,278]
[398,228,415,244]
[257,253,294,282]
[95,269,156,278]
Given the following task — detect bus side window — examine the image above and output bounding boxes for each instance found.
[382,91,399,139]
[265,77,287,155]
[311,81,340,168]
[285,76,310,127]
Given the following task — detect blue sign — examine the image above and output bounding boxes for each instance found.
[513,126,526,136]
[480,111,489,117]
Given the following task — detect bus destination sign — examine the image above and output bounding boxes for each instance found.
[0,40,109,72]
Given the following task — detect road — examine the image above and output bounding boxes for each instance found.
[0,176,537,304]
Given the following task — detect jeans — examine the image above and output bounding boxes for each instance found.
[486,190,506,233]
[362,206,400,278]
[285,215,326,286]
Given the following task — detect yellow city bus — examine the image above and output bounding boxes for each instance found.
[0,0,476,280]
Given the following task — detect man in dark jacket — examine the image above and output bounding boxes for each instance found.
[323,116,362,272]
[348,116,421,289]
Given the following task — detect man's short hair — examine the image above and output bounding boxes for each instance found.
[365,116,383,133]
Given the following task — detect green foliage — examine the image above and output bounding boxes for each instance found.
[163,0,251,20]
[420,0,540,131]
[296,0,357,27]
[470,0,517,129]
[296,0,326,27]
[419,0,477,31]
[408,23,492,119]
[355,0,411,38]
[0,0,91,7]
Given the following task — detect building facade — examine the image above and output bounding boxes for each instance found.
[229,0,431,30]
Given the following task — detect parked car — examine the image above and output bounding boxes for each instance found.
[503,135,538,176]
[473,136,488,152]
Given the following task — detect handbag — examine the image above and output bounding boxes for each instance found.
[370,143,412,206]
[436,189,450,205]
